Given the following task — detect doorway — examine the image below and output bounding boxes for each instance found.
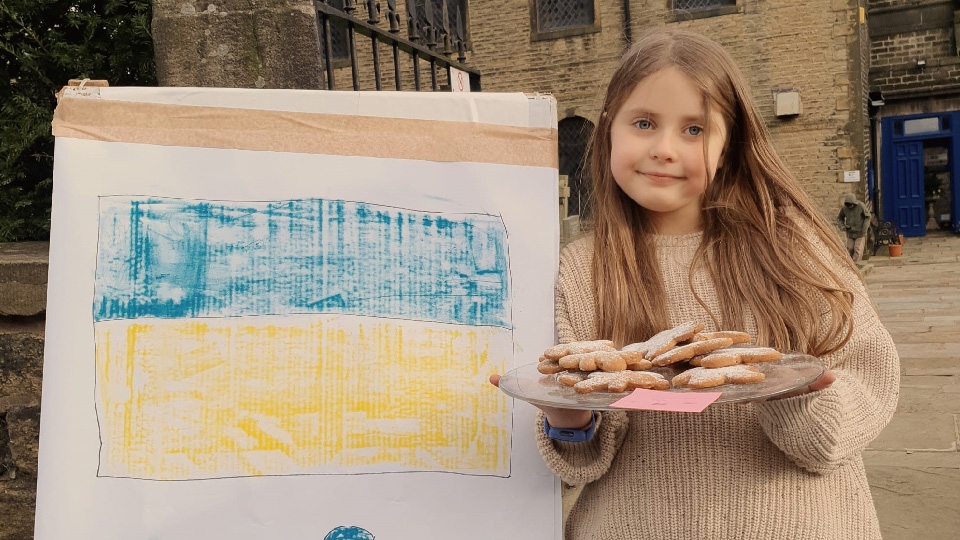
[880,112,960,236]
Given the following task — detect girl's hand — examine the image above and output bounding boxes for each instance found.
[767,369,836,400]
[489,374,594,429]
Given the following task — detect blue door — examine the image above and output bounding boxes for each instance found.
[892,141,926,236]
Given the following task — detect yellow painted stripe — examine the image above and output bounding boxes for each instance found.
[94,315,512,480]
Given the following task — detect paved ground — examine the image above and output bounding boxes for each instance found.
[862,229,960,540]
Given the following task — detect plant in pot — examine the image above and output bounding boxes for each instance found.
[888,235,902,257]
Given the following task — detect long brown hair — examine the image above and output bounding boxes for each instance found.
[590,27,856,356]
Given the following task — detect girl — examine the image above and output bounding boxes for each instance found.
[493,28,899,539]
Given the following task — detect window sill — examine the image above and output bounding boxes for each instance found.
[669,4,741,22]
[531,24,602,43]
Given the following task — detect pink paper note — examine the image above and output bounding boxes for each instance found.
[610,389,721,413]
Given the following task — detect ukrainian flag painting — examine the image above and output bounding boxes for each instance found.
[92,196,513,481]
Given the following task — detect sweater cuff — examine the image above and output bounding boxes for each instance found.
[754,391,819,430]
[756,385,843,432]
[535,409,628,486]
[754,386,846,471]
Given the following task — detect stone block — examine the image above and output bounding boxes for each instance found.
[894,376,960,414]
[0,332,44,411]
[0,242,49,316]
[0,474,36,540]
[5,406,40,480]
[868,413,957,451]
[864,451,960,540]
[152,2,322,89]
[0,407,38,540]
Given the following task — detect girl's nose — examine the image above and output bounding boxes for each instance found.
[649,133,677,161]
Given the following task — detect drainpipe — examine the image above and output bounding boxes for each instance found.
[622,0,632,46]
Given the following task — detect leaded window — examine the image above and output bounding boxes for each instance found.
[536,0,595,33]
[559,116,594,217]
[319,0,349,60]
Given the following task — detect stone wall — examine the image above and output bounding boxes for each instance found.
[868,0,960,107]
[0,242,47,540]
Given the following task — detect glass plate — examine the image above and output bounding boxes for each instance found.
[497,352,825,410]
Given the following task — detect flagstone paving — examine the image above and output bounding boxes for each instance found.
[862,229,960,540]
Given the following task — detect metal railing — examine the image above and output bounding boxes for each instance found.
[315,0,481,91]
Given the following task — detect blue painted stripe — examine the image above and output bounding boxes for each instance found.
[94,197,511,327]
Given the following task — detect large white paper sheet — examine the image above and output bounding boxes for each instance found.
[37,91,560,540]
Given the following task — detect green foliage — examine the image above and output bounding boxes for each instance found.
[0,0,155,241]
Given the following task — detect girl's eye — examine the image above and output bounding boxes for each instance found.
[635,119,653,130]
[685,125,703,136]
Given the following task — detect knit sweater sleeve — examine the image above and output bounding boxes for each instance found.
[534,238,631,486]
[753,225,900,474]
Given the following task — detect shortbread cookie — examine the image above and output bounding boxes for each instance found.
[649,337,734,367]
[537,356,564,374]
[543,340,616,360]
[639,321,705,360]
[619,349,654,371]
[671,364,765,389]
[688,351,739,368]
[558,350,628,372]
[621,340,652,356]
[693,331,752,345]
[574,370,671,394]
[690,346,782,368]
[556,371,589,387]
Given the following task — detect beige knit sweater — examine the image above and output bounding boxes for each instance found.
[537,231,900,540]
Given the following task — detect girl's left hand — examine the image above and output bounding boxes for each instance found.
[767,369,836,400]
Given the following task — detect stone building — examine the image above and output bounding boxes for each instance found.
[868,0,960,235]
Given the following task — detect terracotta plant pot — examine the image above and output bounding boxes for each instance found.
[888,244,902,257]
[898,234,904,245]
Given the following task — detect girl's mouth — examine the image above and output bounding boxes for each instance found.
[642,172,683,181]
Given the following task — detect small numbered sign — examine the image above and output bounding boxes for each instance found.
[449,66,471,92]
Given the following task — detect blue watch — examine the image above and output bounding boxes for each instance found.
[543,413,598,443]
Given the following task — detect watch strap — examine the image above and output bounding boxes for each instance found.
[543,412,598,443]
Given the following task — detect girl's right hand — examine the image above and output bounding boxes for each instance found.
[488,374,595,429]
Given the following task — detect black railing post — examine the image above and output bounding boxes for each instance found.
[441,1,452,56]
[406,0,422,90]
[344,0,361,90]
[455,8,466,63]
[317,0,337,89]
[366,0,382,90]
[387,0,402,90]
[423,0,438,91]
